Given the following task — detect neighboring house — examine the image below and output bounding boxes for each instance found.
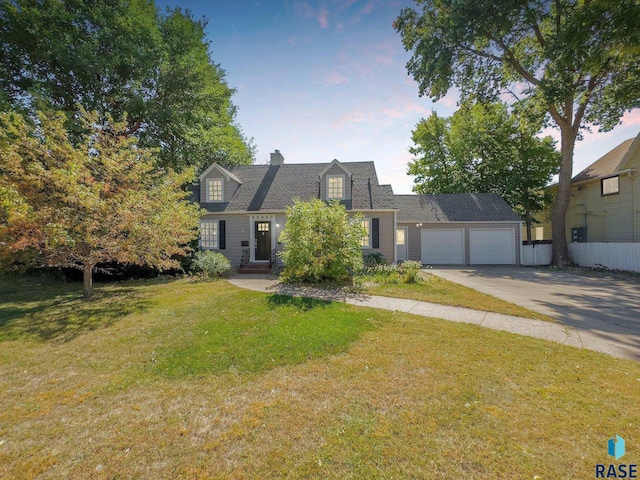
[567,132,640,243]
[537,132,640,243]
[194,151,523,269]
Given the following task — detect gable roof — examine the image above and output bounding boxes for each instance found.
[198,162,242,184]
[394,194,521,223]
[572,134,639,183]
[319,159,352,177]
[196,161,396,212]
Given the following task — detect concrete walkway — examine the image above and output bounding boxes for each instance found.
[228,275,639,362]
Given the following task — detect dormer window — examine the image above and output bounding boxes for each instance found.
[207,178,223,202]
[327,175,344,200]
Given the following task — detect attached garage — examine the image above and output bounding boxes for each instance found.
[421,229,465,264]
[395,194,522,266]
[469,228,516,264]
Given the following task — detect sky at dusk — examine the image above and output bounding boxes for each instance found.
[158,0,640,193]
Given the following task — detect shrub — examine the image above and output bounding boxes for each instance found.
[279,199,366,283]
[191,251,232,279]
[363,252,387,267]
[398,260,422,283]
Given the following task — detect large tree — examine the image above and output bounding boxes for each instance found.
[0,0,254,171]
[409,102,560,241]
[0,109,202,297]
[395,0,640,264]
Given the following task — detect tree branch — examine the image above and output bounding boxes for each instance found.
[486,34,541,86]
[572,74,600,132]
[532,22,546,48]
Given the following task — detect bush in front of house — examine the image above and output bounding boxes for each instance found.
[398,260,422,283]
[279,199,366,283]
[190,251,232,279]
[363,252,387,267]
[356,260,423,285]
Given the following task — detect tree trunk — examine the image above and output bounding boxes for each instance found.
[551,127,577,266]
[525,206,533,244]
[83,264,94,298]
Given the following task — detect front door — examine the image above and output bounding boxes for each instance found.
[255,221,272,261]
[396,227,408,261]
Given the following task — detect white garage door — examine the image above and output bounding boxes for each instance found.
[421,229,465,265]
[469,228,516,264]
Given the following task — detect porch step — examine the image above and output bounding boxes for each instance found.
[238,263,272,274]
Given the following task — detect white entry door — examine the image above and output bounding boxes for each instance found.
[396,227,408,261]
[421,229,465,265]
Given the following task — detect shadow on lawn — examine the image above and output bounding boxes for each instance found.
[266,282,370,304]
[0,281,153,343]
[267,294,332,311]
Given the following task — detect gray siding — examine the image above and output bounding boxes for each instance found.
[355,211,395,263]
[201,214,250,266]
[398,222,522,265]
[200,166,240,203]
[320,163,352,201]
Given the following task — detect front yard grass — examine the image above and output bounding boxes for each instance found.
[360,272,555,322]
[1,274,639,479]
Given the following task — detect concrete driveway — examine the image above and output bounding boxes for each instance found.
[428,266,640,360]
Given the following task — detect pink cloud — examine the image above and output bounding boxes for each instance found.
[621,109,640,126]
[293,1,329,28]
[360,0,378,15]
[334,110,367,129]
[317,5,329,28]
[322,72,349,86]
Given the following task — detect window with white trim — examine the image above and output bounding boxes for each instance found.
[360,219,371,248]
[207,178,223,202]
[200,220,218,248]
[601,176,619,196]
[327,175,344,200]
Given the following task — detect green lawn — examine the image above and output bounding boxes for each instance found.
[1,274,639,479]
[360,272,556,322]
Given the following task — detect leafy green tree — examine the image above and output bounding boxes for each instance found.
[0,109,202,298]
[0,0,254,171]
[395,0,640,264]
[279,199,366,283]
[409,102,560,241]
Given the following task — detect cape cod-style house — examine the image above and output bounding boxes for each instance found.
[194,150,523,272]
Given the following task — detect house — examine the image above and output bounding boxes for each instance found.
[195,151,523,270]
[564,132,640,243]
[567,132,640,242]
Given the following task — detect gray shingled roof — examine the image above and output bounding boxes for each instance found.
[394,194,521,223]
[195,161,395,212]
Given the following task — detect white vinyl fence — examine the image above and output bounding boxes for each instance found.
[521,242,640,272]
[521,244,553,266]
[568,242,640,272]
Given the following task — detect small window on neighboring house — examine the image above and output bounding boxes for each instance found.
[207,178,223,202]
[601,176,619,196]
[200,220,218,248]
[360,219,371,248]
[327,175,344,200]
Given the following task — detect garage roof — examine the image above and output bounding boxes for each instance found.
[395,193,522,223]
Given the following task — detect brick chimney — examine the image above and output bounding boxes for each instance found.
[270,149,284,166]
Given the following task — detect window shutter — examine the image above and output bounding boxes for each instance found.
[219,220,226,249]
[372,218,379,249]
